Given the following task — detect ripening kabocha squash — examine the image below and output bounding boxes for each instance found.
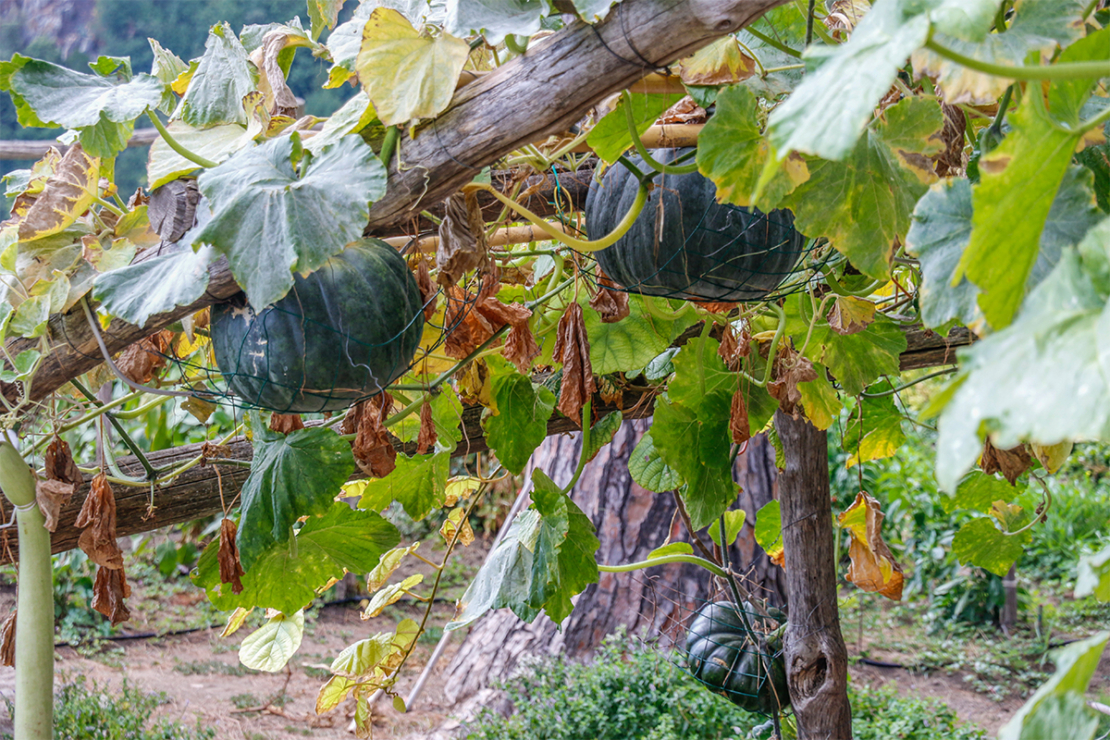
[685,601,789,714]
[210,239,425,413]
[585,148,807,302]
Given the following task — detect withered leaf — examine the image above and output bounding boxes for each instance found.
[596,375,623,409]
[827,296,876,336]
[269,412,305,434]
[16,143,99,241]
[92,565,132,625]
[589,274,630,324]
[838,491,905,601]
[116,330,174,386]
[36,478,75,532]
[250,30,301,116]
[933,102,967,178]
[218,518,245,595]
[980,440,1034,485]
[45,436,83,487]
[443,286,496,359]
[415,258,437,321]
[200,442,233,461]
[552,303,596,426]
[700,301,738,315]
[436,192,489,287]
[0,610,14,667]
[345,394,397,478]
[75,473,123,569]
[767,346,818,418]
[478,298,538,374]
[730,388,750,446]
[416,400,437,455]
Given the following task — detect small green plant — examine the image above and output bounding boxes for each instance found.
[230,693,260,710]
[173,659,252,677]
[3,676,214,740]
[848,682,985,739]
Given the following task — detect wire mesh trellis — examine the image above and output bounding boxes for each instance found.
[122,243,485,416]
[581,149,828,305]
[628,572,791,719]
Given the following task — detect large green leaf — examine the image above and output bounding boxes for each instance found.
[1000,631,1109,740]
[627,431,682,492]
[842,381,906,467]
[93,245,214,326]
[445,0,546,46]
[584,295,696,375]
[194,503,399,614]
[944,471,1015,514]
[178,22,258,128]
[0,54,164,157]
[951,516,1029,577]
[356,451,449,521]
[194,133,387,308]
[780,97,943,280]
[240,610,304,672]
[912,0,1089,104]
[666,335,737,407]
[528,471,600,623]
[482,370,556,475]
[652,392,734,530]
[1075,546,1110,603]
[356,8,470,126]
[753,499,783,563]
[236,425,356,570]
[935,217,1110,492]
[767,0,998,160]
[587,91,684,165]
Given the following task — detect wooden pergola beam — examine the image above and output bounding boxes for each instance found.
[0,327,971,564]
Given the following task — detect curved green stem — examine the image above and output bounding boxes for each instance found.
[70,379,157,480]
[561,399,592,495]
[463,183,647,254]
[821,265,884,297]
[1080,103,1110,135]
[622,92,699,175]
[0,441,53,739]
[503,34,528,55]
[598,553,730,579]
[860,368,957,397]
[641,296,696,322]
[146,111,218,168]
[925,38,1110,81]
[745,26,802,58]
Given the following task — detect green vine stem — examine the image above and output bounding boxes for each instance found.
[146,110,218,168]
[462,182,647,253]
[598,552,730,579]
[622,91,699,175]
[0,440,53,739]
[503,34,529,56]
[924,38,1110,81]
[745,26,802,58]
[71,379,157,480]
[561,399,592,495]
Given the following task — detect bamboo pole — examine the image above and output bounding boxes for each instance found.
[382,221,575,253]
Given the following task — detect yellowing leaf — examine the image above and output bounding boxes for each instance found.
[707,509,746,547]
[366,542,421,592]
[444,476,481,506]
[16,144,98,241]
[221,606,253,638]
[838,492,904,600]
[239,609,304,672]
[355,8,470,127]
[362,573,423,618]
[677,37,756,86]
[827,296,876,335]
[1032,440,1072,474]
[330,631,394,678]
[440,507,475,547]
[316,674,357,714]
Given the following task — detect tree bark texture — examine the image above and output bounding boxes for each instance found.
[775,410,852,740]
[1,0,792,412]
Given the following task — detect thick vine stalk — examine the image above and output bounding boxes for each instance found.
[0,440,53,739]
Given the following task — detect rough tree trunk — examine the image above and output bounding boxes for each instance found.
[775,410,852,740]
[442,420,786,711]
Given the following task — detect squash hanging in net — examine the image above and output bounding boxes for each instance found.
[585,148,807,302]
[210,238,425,413]
[685,600,789,715]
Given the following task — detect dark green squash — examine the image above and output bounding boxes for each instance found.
[685,601,789,714]
[585,149,807,302]
[210,238,425,413]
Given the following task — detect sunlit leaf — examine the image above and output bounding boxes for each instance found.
[753,499,783,567]
[363,574,424,618]
[358,452,448,521]
[178,22,258,128]
[365,542,421,593]
[1075,546,1110,603]
[584,295,696,375]
[445,0,546,46]
[13,143,98,241]
[952,517,1028,577]
[355,8,470,126]
[707,509,746,547]
[147,120,249,189]
[843,381,906,467]
[239,609,304,672]
[316,674,357,714]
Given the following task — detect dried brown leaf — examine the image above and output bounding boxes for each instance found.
[218,518,245,595]
[45,436,83,487]
[250,30,301,116]
[436,192,489,287]
[597,375,623,409]
[730,388,750,446]
[16,143,98,241]
[92,565,132,625]
[116,330,174,386]
[934,102,967,178]
[269,412,304,434]
[75,473,123,569]
[656,95,709,124]
[416,401,437,455]
[36,478,75,532]
[767,346,818,417]
[346,394,397,478]
[201,442,233,461]
[477,297,538,374]
[443,286,495,359]
[552,303,595,426]
[838,491,905,601]
[980,440,1034,485]
[589,274,630,324]
[0,610,14,667]
[415,259,437,321]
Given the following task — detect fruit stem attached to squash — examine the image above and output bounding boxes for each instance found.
[621,91,700,176]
